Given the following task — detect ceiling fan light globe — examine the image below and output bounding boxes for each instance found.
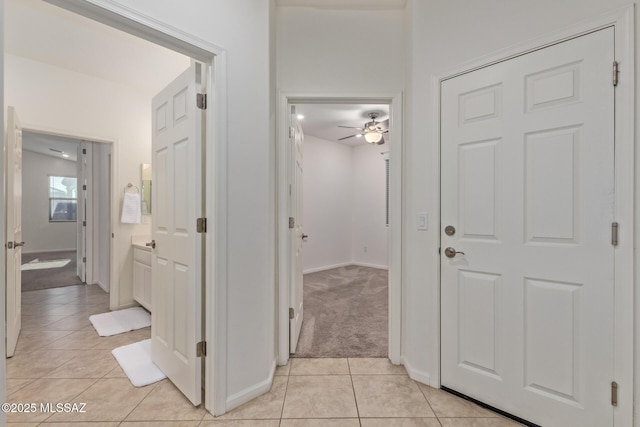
[364,132,383,144]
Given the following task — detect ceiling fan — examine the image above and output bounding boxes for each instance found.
[338,111,389,144]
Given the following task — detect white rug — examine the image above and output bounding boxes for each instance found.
[21,258,70,271]
[112,339,166,387]
[89,307,151,337]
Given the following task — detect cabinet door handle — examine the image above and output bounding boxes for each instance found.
[145,240,156,249]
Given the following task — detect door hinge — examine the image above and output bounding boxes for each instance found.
[611,222,619,246]
[289,217,295,229]
[82,257,86,263]
[82,221,86,227]
[197,93,207,110]
[196,341,207,357]
[289,126,295,138]
[196,217,207,233]
[83,184,87,191]
[82,148,87,155]
[611,381,618,406]
[613,61,619,87]
[289,308,294,319]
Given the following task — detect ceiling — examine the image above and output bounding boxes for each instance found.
[296,104,390,147]
[23,131,80,162]
[5,0,191,95]
[276,0,407,9]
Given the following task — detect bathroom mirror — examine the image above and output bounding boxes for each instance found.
[141,163,152,214]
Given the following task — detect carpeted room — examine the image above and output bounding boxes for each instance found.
[293,104,391,358]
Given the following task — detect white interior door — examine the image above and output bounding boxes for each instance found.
[441,28,615,427]
[6,107,23,357]
[76,142,87,282]
[289,106,304,353]
[151,63,204,405]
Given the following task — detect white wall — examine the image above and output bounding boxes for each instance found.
[302,135,388,272]
[302,135,353,272]
[1,1,7,419]
[402,0,640,405]
[79,0,274,412]
[22,148,77,253]
[5,54,152,308]
[351,143,388,269]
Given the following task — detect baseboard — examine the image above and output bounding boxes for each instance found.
[303,262,352,274]
[23,248,77,254]
[225,360,276,412]
[402,356,432,387]
[351,261,389,270]
[95,280,109,293]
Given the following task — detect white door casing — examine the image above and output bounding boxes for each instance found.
[441,28,615,427]
[76,142,87,282]
[6,107,23,358]
[151,63,204,405]
[289,107,304,353]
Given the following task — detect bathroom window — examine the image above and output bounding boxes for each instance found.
[49,176,78,222]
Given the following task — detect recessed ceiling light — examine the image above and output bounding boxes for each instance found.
[297,114,305,120]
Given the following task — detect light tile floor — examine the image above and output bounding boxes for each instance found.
[7,284,522,426]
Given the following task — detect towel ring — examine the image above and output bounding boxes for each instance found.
[124,183,140,194]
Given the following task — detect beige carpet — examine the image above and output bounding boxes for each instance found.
[292,265,388,358]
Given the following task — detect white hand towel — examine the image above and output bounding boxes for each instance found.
[121,192,141,224]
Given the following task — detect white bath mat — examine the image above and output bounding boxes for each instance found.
[21,258,70,271]
[89,307,151,337]
[112,339,166,387]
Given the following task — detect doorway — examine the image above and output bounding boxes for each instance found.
[277,94,403,366]
[289,103,391,358]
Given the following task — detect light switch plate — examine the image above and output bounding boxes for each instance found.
[417,212,428,231]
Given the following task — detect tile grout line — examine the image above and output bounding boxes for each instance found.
[346,358,362,426]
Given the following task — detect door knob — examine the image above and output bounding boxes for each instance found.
[146,240,156,249]
[301,234,309,241]
[14,241,25,247]
[444,247,465,258]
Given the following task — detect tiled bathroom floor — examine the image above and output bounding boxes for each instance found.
[7,284,521,426]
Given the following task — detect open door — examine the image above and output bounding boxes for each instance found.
[289,107,304,353]
[151,63,204,405]
[76,142,86,282]
[6,107,23,357]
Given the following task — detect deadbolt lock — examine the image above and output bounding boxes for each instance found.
[444,225,456,236]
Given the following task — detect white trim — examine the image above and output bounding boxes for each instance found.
[225,361,276,412]
[302,262,352,274]
[402,356,432,387]
[96,280,108,293]
[351,262,389,271]
[432,6,635,427]
[277,92,403,366]
[44,1,228,417]
[22,248,77,254]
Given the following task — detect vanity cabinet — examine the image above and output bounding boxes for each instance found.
[133,246,152,311]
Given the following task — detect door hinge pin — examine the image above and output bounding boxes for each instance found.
[82,221,86,227]
[611,381,618,406]
[82,148,87,155]
[613,61,619,87]
[82,257,86,263]
[289,217,295,229]
[196,93,207,110]
[289,308,294,319]
[83,184,87,191]
[197,217,207,233]
[611,222,618,246]
[196,341,207,357]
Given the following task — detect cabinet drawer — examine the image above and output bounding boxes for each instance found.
[133,247,151,266]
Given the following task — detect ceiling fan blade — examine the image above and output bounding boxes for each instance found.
[338,126,364,131]
[338,134,362,141]
[376,135,386,145]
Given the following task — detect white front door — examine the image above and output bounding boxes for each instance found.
[441,28,615,427]
[6,107,23,357]
[289,106,304,353]
[151,63,204,405]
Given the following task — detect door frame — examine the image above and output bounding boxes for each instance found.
[21,126,116,293]
[432,6,634,426]
[277,92,404,366]
[40,0,228,416]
